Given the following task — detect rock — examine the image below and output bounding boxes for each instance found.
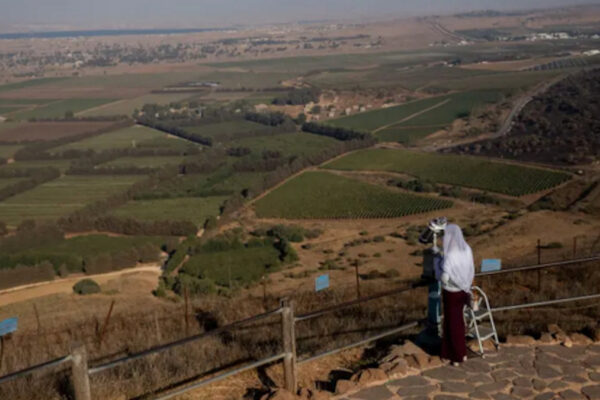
[263,389,297,400]
[351,368,388,386]
[389,375,431,387]
[396,384,438,397]
[310,392,329,400]
[583,385,600,400]
[405,354,420,369]
[594,329,600,343]
[413,352,430,369]
[511,387,534,398]
[382,358,409,378]
[505,335,536,346]
[491,369,517,382]
[534,393,556,400]
[476,380,510,394]
[513,377,532,388]
[429,356,443,368]
[570,333,593,346]
[468,338,497,353]
[538,333,556,344]
[548,324,565,336]
[423,367,468,381]
[532,379,547,391]
[559,389,585,399]
[470,392,492,399]
[590,372,600,382]
[441,381,476,393]
[548,380,568,390]
[334,379,355,395]
[562,336,574,348]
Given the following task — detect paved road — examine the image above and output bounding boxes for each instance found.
[337,343,600,399]
[494,74,567,138]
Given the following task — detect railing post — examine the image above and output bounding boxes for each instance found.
[70,342,91,400]
[280,298,297,394]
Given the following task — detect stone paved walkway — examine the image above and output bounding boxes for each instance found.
[338,344,600,400]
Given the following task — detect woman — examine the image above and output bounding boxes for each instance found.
[439,224,474,365]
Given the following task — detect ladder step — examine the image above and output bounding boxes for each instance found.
[472,310,491,320]
[471,325,496,341]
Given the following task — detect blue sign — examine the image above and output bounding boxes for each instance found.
[0,318,17,336]
[481,259,502,273]
[315,274,330,292]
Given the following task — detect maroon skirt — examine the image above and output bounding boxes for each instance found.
[441,289,469,363]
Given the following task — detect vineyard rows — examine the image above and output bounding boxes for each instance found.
[324,149,571,197]
[526,57,595,72]
[254,171,453,219]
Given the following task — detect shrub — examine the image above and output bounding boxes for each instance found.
[173,274,216,296]
[73,279,101,295]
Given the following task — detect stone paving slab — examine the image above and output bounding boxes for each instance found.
[336,344,600,400]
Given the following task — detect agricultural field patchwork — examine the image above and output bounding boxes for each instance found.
[102,155,192,168]
[0,175,141,226]
[51,125,171,153]
[111,196,228,225]
[10,99,116,120]
[375,125,445,144]
[79,93,196,117]
[183,120,279,142]
[233,132,340,158]
[0,121,117,143]
[324,149,571,196]
[328,90,503,138]
[255,171,453,219]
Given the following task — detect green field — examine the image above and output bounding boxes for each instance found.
[52,125,170,153]
[0,78,68,93]
[0,177,27,190]
[255,171,453,219]
[376,125,445,144]
[233,132,340,158]
[182,245,281,286]
[324,149,571,196]
[112,196,228,225]
[0,106,22,115]
[0,145,23,158]
[328,90,503,135]
[184,120,279,142]
[79,93,195,117]
[0,175,141,226]
[10,99,116,120]
[0,159,74,173]
[102,156,191,168]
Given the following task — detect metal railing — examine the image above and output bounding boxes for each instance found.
[1,254,599,400]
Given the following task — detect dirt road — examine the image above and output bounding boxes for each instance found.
[0,264,162,307]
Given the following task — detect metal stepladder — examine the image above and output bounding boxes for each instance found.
[465,286,500,357]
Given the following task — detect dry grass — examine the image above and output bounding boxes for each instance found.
[1,247,599,399]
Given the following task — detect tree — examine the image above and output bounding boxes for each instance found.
[64,110,74,119]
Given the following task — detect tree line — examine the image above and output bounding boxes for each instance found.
[0,167,60,202]
[302,122,374,141]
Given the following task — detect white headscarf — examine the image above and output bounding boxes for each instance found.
[442,224,474,293]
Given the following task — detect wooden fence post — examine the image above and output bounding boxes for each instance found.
[354,262,361,299]
[97,300,115,349]
[70,342,91,400]
[154,311,162,342]
[184,286,190,336]
[280,298,297,394]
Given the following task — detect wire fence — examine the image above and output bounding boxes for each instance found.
[1,249,600,399]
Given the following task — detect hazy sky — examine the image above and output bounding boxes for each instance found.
[1,0,598,31]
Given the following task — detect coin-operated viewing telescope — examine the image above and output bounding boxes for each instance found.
[418,217,447,340]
